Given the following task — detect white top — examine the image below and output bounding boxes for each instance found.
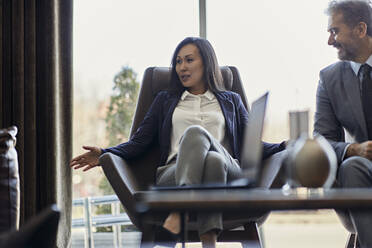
[166,90,227,163]
[349,54,372,77]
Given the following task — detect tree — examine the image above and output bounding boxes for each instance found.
[96,66,140,232]
[105,66,140,147]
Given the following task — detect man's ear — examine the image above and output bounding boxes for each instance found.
[355,22,368,38]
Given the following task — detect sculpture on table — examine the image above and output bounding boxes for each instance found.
[284,111,337,188]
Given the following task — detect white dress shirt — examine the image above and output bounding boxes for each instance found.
[349,54,372,93]
[166,90,228,163]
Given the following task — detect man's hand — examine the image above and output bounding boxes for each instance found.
[346,141,372,160]
[70,146,102,171]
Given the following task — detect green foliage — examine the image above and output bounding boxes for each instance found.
[98,174,115,195]
[105,66,140,147]
[96,66,140,232]
[95,204,113,232]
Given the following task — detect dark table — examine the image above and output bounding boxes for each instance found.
[137,188,372,212]
[136,188,372,248]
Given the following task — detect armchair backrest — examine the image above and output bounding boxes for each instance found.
[127,66,249,189]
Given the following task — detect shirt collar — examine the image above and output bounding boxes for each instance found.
[180,89,215,101]
[350,54,372,76]
[203,90,214,100]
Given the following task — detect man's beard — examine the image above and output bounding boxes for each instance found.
[334,42,358,61]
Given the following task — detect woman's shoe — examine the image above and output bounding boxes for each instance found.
[154,226,180,247]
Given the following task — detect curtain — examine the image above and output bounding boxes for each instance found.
[0,0,73,247]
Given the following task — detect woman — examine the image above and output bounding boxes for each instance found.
[70,37,286,247]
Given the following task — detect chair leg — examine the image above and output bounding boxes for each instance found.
[345,233,356,248]
[140,225,155,248]
[241,223,262,248]
[354,233,360,248]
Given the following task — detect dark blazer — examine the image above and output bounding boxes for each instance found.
[103,90,285,166]
[314,61,370,163]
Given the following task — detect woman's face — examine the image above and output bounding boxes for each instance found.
[175,44,206,94]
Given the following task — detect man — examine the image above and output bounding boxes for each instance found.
[314,0,372,247]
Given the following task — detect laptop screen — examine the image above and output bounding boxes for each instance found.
[240,92,268,180]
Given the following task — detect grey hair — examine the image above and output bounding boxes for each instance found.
[326,0,372,36]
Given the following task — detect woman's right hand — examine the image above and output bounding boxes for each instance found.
[70,146,102,171]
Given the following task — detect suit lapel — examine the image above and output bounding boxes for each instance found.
[342,62,368,137]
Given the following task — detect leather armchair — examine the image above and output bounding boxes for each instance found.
[100,66,283,247]
[337,202,359,248]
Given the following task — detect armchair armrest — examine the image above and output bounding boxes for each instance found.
[258,150,286,188]
[99,152,143,228]
[100,152,141,194]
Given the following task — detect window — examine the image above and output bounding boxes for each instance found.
[72,1,348,247]
[207,0,337,142]
[73,0,198,198]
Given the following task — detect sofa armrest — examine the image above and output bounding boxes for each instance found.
[0,205,59,248]
[0,126,19,233]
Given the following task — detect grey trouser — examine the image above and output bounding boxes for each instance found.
[337,156,372,248]
[156,125,244,235]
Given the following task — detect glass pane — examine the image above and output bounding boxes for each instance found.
[207,0,337,142]
[72,0,198,245]
[73,0,198,199]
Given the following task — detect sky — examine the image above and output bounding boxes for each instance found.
[73,0,339,142]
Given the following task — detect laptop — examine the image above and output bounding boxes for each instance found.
[151,91,269,190]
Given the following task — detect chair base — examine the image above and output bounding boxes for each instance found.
[346,233,360,248]
[139,222,262,248]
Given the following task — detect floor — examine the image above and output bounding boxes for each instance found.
[71,210,349,248]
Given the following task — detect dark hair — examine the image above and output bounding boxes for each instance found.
[326,0,372,36]
[169,37,225,94]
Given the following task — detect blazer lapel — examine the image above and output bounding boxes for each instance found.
[162,94,180,148]
[215,92,235,139]
[342,62,368,137]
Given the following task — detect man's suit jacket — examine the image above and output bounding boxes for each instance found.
[314,61,370,163]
